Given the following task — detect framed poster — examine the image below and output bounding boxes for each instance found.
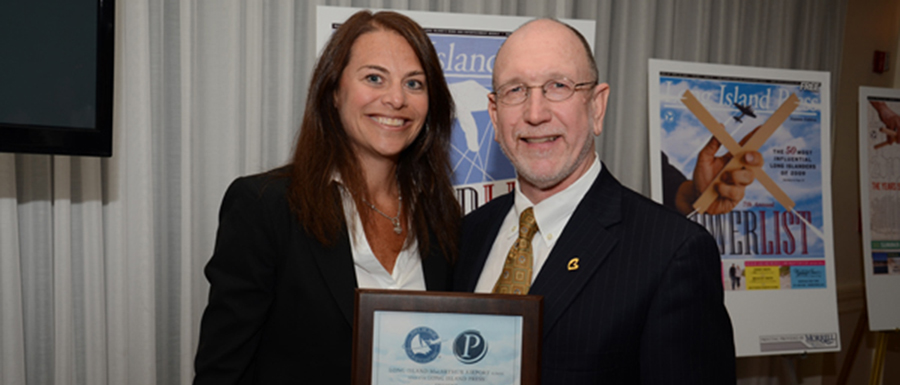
[352,289,542,385]
[648,59,839,357]
[317,5,595,215]
[858,86,900,331]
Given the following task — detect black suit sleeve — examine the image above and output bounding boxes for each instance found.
[661,152,688,211]
[194,177,282,385]
[639,230,736,385]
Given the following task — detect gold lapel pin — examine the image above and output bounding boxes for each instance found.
[567,258,579,271]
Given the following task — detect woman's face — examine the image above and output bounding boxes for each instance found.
[335,29,428,166]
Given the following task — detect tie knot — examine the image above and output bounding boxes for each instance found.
[518,207,539,241]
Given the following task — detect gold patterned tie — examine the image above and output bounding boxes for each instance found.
[493,207,539,295]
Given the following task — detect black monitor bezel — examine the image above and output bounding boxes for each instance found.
[0,0,115,157]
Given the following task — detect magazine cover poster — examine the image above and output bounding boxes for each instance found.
[317,6,594,215]
[648,59,838,356]
[858,86,900,331]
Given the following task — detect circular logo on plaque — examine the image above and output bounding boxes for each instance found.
[453,330,488,364]
[404,327,441,363]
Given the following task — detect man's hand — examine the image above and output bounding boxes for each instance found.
[674,130,764,215]
[872,101,900,133]
[872,101,900,149]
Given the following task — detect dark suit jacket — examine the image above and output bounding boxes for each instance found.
[454,166,736,384]
[194,172,452,384]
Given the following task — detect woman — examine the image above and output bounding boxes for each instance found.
[194,10,460,384]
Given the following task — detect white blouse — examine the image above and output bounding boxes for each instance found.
[338,183,426,290]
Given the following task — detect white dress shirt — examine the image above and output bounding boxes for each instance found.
[337,182,426,290]
[474,157,602,293]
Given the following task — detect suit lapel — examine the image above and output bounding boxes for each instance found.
[311,228,357,325]
[312,227,453,323]
[529,167,623,337]
[422,232,451,291]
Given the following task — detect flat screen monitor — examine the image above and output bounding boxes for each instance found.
[0,0,115,157]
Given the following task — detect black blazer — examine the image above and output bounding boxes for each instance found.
[194,172,452,384]
[454,165,736,384]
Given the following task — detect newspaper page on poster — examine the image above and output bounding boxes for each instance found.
[648,59,839,357]
[858,86,900,331]
[317,6,594,215]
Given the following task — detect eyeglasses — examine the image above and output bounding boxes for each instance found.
[492,78,597,105]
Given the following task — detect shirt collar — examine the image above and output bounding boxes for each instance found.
[513,157,602,245]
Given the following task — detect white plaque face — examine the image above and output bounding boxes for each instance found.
[372,311,523,385]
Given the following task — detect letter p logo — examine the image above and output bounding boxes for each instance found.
[453,330,488,364]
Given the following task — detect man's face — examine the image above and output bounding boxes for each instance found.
[489,20,609,201]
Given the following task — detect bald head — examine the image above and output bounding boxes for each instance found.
[486,18,610,203]
[493,19,598,89]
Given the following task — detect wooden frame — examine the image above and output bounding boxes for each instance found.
[352,289,542,385]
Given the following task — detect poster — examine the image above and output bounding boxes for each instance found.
[317,6,594,215]
[648,60,839,356]
[858,86,900,331]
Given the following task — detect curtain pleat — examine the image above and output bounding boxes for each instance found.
[177,3,198,385]
[0,153,26,384]
[16,155,55,385]
[106,0,157,384]
[0,1,847,384]
[51,156,75,384]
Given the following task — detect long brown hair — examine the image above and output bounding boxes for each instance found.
[287,10,459,261]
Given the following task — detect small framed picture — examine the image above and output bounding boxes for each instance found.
[352,289,542,385]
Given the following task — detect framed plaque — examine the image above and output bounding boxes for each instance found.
[352,289,542,385]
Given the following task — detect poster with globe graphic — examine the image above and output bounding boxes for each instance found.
[317,6,595,214]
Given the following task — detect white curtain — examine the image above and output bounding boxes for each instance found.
[0,1,846,384]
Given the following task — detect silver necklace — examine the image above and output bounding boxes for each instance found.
[362,194,403,235]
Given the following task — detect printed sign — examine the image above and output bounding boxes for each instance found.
[648,59,839,356]
[858,86,900,331]
[372,311,523,384]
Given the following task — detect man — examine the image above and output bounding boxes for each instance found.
[453,19,736,384]
[729,263,738,290]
